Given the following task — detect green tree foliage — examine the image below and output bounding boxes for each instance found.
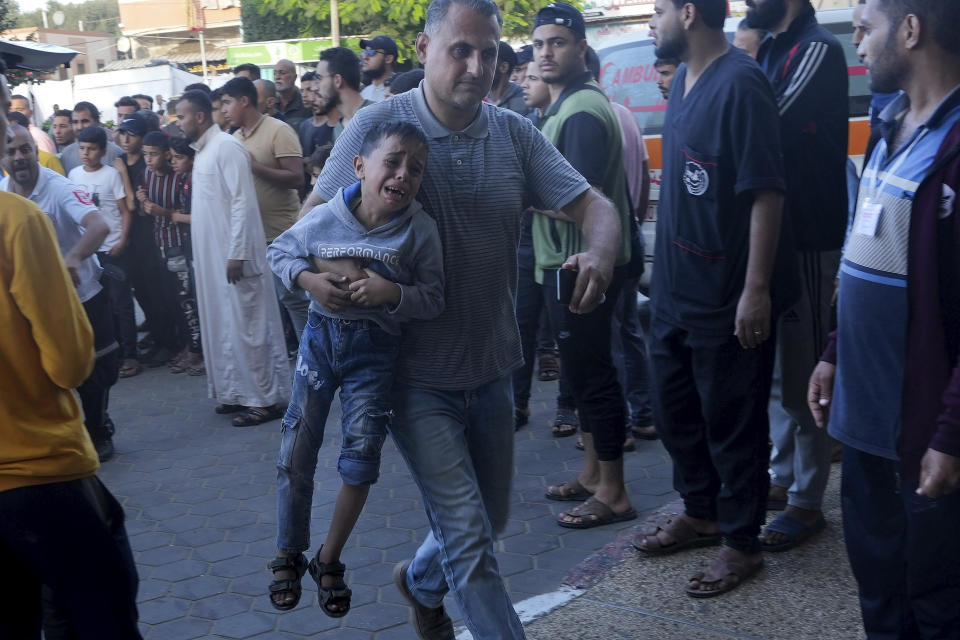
[0,0,19,33]
[15,0,122,36]
[255,0,558,62]
[241,0,302,41]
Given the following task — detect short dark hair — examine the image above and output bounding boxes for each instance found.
[143,131,170,149]
[301,71,316,83]
[221,77,259,108]
[53,109,72,120]
[654,57,680,68]
[877,0,960,56]
[211,88,223,102]
[170,136,195,158]
[115,96,141,111]
[10,94,28,104]
[424,0,502,34]
[319,47,362,91]
[7,111,29,126]
[387,69,424,95]
[166,98,178,114]
[233,63,262,80]
[132,93,153,107]
[184,83,213,96]
[585,46,600,81]
[78,125,107,149]
[179,90,213,116]
[73,101,101,121]
[670,0,726,29]
[358,120,428,159]
[308,142,333,172]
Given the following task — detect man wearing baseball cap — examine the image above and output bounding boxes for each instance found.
[511,43,534,84]
[531,1,637,532]
[359,35,398,102]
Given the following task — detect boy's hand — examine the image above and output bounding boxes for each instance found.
[171,211,190,224]
[349,269,401,308]
[143,200,156,216]
[136,186,148,203]
[297,271,353,313]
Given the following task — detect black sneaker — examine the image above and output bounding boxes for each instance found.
[514,407,530,431]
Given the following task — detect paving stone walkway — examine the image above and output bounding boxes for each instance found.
[99,361,679,639]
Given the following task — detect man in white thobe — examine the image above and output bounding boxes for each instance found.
[176,90,290,426]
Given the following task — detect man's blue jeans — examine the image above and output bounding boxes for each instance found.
[391,374,526,640]
[276,312,400,553]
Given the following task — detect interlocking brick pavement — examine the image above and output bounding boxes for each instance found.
[98,358,679,639]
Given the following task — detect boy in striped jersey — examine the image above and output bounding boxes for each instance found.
[137,131,203,374]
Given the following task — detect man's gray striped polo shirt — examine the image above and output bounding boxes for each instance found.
[314,86,589,390]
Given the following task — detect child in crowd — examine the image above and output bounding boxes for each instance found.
[306,142,334,191]
[136,132,204,375]
[68,126,138,377]
[266,121,444,618]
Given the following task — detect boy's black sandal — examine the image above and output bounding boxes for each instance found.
[268,553,308,611]
[309,549,352,619]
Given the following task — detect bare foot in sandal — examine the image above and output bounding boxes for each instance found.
[686,545,763,598]
[545,476,596,501]
[633,512,721,555]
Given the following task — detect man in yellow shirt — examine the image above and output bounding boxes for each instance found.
[0,64,142,639]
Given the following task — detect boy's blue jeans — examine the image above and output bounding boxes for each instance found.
[276,312,400,554]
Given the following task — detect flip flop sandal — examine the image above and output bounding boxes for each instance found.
[632,513,723,556]
[187,361,206,376]
[553,408,579,438]
[268,553,308,611]
[215,403,245,414]
[686,551,764,599]
[232,404,285,427]
[760,513,827,552]
[118,359,141,378]
[309,549,352,619]
[537,353,561,381]
[557,496,637,529]
[545,477,595,502]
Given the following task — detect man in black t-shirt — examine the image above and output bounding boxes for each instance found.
[633,0,794,598]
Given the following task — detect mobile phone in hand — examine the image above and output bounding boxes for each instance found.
[557,268,578,305]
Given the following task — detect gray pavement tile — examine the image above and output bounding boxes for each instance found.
[313,629,373,640]
[229,572,275,598]
[340,545,385,570]
[494,551,534,577]
[129,531,175,552]
[505,568,566,594]
[382,541,423,564]
[499,518,527,539]
[355,528,412,550]
[221,483,271,500]
[226,522,276,544]
[213,510,261,529]
[146,617,213,640]
[156,514,207,533]
[190,594,252,620]
[136,545,192,566]
[373,626,423,640]
[150,559,209,582]
[384,509,428,530]
[141,502,191,521]
[350,562,400,587]
[274,606,343,634]
[211,611,276,638]
[363,497,418,516]
[190,499,240,517]
[168,575,230,599]
[501,532,560,556]
[138,597,192,624]
[210,555,268,579]
[175,527,226,547]
[136,579,171,603]
[535,547,599,573]
[342,602,409,632]
[509,502,556,521]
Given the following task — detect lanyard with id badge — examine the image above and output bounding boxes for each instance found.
[856,130,927,237]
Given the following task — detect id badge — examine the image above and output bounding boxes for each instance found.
[854,198,883,237]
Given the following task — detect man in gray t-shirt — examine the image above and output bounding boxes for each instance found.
[300,0,621,636]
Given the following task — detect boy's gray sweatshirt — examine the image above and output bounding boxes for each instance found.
[268,184,444,335]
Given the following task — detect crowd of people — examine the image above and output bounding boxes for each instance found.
[1,0,959,637]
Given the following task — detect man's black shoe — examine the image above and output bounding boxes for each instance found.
[94,436,114,462]
[143,347,176,368]
[393,560,454,640]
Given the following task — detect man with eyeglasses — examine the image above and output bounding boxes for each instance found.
[359,35,398,102]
